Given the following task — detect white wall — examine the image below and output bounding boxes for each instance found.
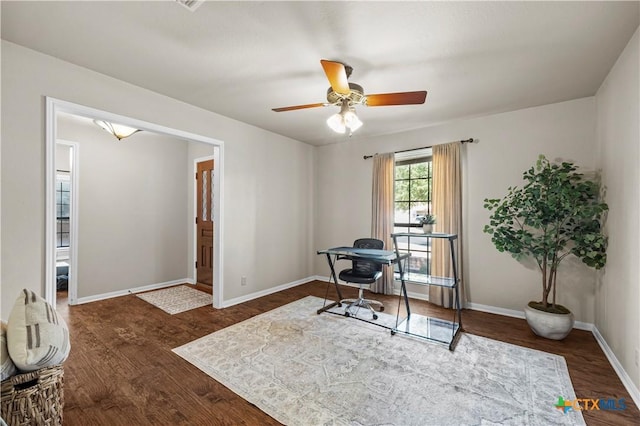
[315,97,598,322]
[57,116,190,299]
[595,28,639,389]
[0,41,315,317]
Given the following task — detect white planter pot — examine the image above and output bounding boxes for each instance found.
[422,224,434,233]
[524,304,574,340]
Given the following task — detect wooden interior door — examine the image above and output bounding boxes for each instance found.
[196,159,214,286]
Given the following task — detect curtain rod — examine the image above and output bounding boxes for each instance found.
[363,138,475,160]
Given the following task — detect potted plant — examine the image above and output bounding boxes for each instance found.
[418,214,436,234]
[483,155,608,340]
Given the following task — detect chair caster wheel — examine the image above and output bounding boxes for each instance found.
[391,330,396,335]
[344,312,350,317]
[373,314,378,320]
[379,306,385,312]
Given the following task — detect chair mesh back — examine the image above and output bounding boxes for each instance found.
[352,238,384,276]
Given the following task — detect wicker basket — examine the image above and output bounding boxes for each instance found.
[0,365,64,426]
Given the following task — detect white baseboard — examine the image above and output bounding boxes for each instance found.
[221,276,316,308]
[465,301,593,331]
[592,326,640,410]
[74,278,189,305]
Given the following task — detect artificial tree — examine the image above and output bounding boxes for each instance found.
[484,155,608,314]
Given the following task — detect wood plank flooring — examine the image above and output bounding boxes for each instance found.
[56,281,639,425]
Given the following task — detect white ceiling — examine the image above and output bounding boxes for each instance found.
[2,1,638,146]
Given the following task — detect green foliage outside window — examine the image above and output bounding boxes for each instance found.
[394,163,431,209]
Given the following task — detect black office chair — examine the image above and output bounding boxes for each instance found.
[339,238,385,320]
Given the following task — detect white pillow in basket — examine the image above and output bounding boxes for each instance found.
[7,289,70,372]
[1,321,18,380]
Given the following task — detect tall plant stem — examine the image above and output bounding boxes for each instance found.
[542,257,549,307]
[552,266,558,306]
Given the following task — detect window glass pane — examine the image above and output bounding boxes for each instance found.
[411,162,429,179]
[395,164,410,180]
[55,176,71,248]
[394,180,409,202]
[394,202,410,224]
[409,178,429,202]
[202,170,208,221]
[61,191,70,206]
[408,202,428,223]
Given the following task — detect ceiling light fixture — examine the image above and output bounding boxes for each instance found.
[93,120,141,141]
[326,99,363,135]
[175,0,205,12]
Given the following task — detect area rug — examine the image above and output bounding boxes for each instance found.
[136,285,211,314]
[173,296,585,425]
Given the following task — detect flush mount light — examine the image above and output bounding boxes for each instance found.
[326,99,363,135]
[93,120,141,141]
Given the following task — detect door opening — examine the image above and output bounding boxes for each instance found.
[46,97,225,308]
[195,159,215,287]
[54,141,78,307]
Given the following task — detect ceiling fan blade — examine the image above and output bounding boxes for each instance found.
[272,102,326,112]
[365,91,427,107]
[320,60,350,95]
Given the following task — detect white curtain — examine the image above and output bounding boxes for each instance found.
[370,153,395,294]
[430,142,465,308]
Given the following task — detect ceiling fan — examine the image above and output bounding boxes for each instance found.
[272,60,427,135]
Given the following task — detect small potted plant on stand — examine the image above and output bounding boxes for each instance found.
[483,155,608,340]
[419,214,436,234]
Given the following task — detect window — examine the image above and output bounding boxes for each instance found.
[56,174,70,248]
[394,149,432,281]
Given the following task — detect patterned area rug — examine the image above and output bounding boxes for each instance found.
[137,285,211,314]
[173,296,585,425]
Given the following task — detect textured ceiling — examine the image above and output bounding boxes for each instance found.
[2,1,638,146]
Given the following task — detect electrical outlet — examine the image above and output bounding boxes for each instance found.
[241,276,247,286]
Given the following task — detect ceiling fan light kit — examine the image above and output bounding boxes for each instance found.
[273,59,427,137]
[327,99,363,135]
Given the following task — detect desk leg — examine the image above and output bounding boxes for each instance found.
[391,238,411,334]
[317,253,344,314]
[396,248,411,318]
[449,238,463,351]
[450,239,463,330]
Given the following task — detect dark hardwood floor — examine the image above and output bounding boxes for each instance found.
[56,281,639,425]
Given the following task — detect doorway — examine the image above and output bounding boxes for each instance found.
[54,141,78,307]
[45,97,225,308]
[195,158,215,287]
